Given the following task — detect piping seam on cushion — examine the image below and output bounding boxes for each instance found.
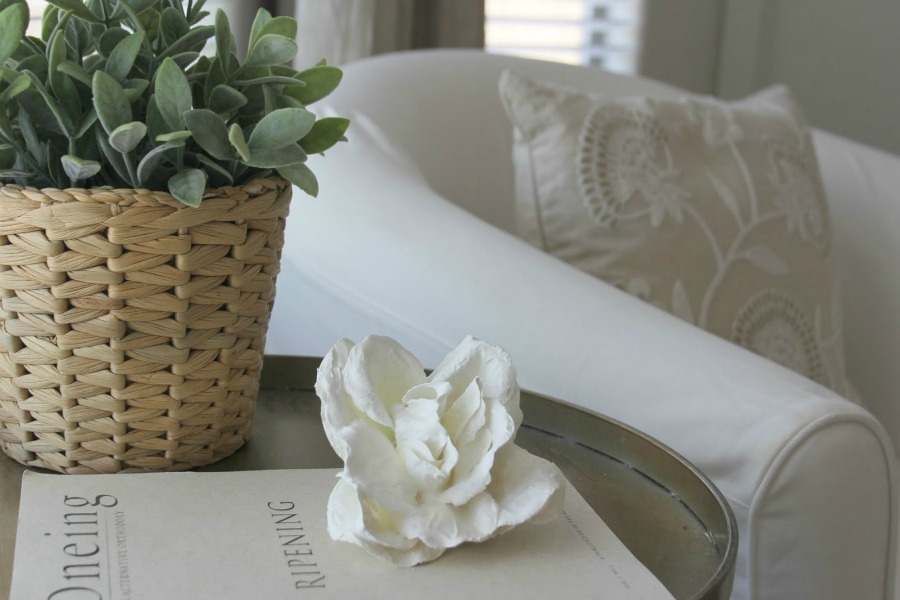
[746,412,897,600]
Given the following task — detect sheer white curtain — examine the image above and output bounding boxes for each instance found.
[278,0,377,66]
[204,0,265,56]
[281,0,485,67]
[24,1,482,66]
[24,1,267,55]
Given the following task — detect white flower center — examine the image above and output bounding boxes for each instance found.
[394,382,460,496]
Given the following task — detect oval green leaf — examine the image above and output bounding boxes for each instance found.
[47,29,67,97]
[40,4,58,43]
[17,54,49,82]
[123,79,150,102]
[254,16,297,47]
[109,121,147,154]
[47,0,101,24]
[214,8,234,66]
[286,66,343,105]
[23,73,75,136]
[246,144,307,168]
[75,108,98,138]
[168,168,207,207]
[170,51,201,71]
[158,24,214,60]
[155,57,192,131]
[248,7,272,50]
[146,93,166,141]
[244,34,297,69]
[160,6,190,47]
[156,130,191,143]
[96,124,133,185]
[247,107,315,150]
[0,3,28,65]
[109,0,158,20]
[228,123,251,162]
[61,154,101,182]
[184,108,235,160]
[209,84,247,116]
[0,73,31,105]
[299,117,350,154]
[106,31,145,82]
[278,162,318,197]
[58,59,92,87]
[98,27,130,57]
[196,153,233,187]
[92,70,131,135]
[137,138,183,186]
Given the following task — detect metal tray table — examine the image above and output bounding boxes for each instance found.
[0,356,736,599]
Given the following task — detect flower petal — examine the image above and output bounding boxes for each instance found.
[439,428,491,506]
[395,502,457,548]
[341,421,416,511]
[427,336,522,430]
[439,396,515,506]
[488,444,566,528]
[393,395,455,491]
[316,339,356,459]
[328,479,445,567]
[397,491,500,548]
[344,335,426,428]
[448,491,500,543]
[442,377,486,446]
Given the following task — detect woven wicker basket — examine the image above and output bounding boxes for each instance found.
[0,178,291,473]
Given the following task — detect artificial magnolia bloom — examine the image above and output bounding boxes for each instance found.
[316,335,565,567]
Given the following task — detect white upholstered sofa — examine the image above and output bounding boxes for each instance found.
[265,50,899,599]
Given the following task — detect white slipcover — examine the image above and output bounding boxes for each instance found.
[266,50,898,600]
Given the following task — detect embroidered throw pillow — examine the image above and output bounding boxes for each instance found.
[499,70,855,399]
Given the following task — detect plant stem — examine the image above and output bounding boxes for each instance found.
[66,137,77,187]
[0,129,44,176]
[124,152,139,188]
[99,0,110,28]
[20,37,42,57]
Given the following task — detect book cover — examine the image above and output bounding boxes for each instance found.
[11,468,673,599]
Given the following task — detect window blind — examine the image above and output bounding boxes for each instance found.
[485,0,644,74]
[24,0,47,36]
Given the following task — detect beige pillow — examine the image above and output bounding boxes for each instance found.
[499,70,855,399]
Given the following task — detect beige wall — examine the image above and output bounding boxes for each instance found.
[638,0,722,95]
[639,0,900,156]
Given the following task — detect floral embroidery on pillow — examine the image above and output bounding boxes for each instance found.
[500,70,855,399]
[766,137,832,253]
[576,103,688,229]
[732,289,827,386]
[685,96,744,147]
[572,91,842,387]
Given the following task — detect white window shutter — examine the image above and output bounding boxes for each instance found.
[485,0,644,74]
[24,0,48,37]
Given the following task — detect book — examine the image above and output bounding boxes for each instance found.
[11,468,674,599]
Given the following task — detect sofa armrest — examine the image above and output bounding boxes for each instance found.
[813,130,900,461]
[267,117,897,600]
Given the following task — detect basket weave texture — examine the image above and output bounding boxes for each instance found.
[0,178,291,473]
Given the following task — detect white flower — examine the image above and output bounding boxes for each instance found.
[316,335,566,567]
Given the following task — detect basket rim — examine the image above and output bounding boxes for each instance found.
[0,177,290,208]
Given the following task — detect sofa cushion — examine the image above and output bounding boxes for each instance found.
[499,70,855,399]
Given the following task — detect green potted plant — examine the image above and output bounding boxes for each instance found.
[0,0,349,474]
